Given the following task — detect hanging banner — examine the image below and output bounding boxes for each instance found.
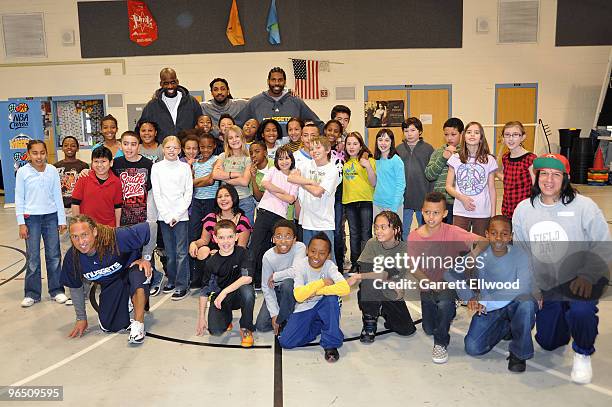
[0,100,45,205]
[127,0,158,47]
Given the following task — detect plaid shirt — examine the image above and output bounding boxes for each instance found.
[501,152,536,217]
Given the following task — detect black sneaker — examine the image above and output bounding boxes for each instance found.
[150,285,161,297]
[162,284,175,294]
[507,352,526,373]
[324,348,340,363]
[360,314,377,344]
[171,289,189,301]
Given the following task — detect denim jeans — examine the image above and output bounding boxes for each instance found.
[208,284,255,334]
[255,279,296,332]
[239,195,256,228]
[444,202,454,225]
[189,198,215,283]
[402,208,424,240]
[159,220,190,291]
[420,289,457,347]
[344,201,373,266]
[302,229,335,264]
[464,300,537,360]
[333,196,346,270]
[24,213,64,300]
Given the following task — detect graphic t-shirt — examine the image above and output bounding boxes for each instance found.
[60,223,150,288]
[112,156,153,226]
[447,154,498,218]
[54,159,89,208]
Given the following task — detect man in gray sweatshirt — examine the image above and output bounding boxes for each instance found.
[200,78,247,137]
[235,67,323,139]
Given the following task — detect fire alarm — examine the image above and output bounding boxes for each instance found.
[320,88,328,98]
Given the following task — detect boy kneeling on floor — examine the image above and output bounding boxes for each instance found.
[195,219,256,348]
[277,232,350,362]
[445,215,537,372]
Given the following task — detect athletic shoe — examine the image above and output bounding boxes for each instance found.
[507,352,526,373]
[240,329,254,348]
[162,284,175,294]
[324,348,340,363]
[150,275,165,297]
[128,320,145,344]
[432,344,449,364]
[571,352,592,384]
[20,297,35,307]
[171,289,189,301]
[226,323,233,332]
[360,314,378,344]
[65,299,73,306]
[53,293,68,304]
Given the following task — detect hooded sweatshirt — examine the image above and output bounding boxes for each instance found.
[235,91,323,138]
[140,85,203,143]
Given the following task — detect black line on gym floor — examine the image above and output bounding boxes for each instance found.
[274,336,283,407]
[0,245,26,286]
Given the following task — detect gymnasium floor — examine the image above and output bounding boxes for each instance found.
[1,186,611,407]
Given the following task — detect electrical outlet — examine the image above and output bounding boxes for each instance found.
[104,68,111,76]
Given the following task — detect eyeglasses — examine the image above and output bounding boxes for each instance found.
[274,234,294,241]
[503,133,523,139]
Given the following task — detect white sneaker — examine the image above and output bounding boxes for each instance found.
[571,352,592,384]
[53,293,68,304]
[432,344,449,364]
[21,297,35,307]
[65,299,73,306]
[128,320,145,345]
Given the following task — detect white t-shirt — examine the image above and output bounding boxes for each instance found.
[298,160,340,230]
[447,153,498,218]
[293,149,312,174]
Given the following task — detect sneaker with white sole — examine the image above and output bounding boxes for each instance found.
[571,352,592,384]
[432,344,449,364]
[128,320,145,344]
[53,293,68,304]
[65,299,73,306]
[21,297,36,307]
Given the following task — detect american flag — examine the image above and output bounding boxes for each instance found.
[292,59,319,99]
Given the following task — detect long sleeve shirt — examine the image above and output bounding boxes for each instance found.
[372,155,406,210]
[262,242,306,318]
[445,246,533,312]
[275,257,349,313]
[15,163,66,225]
[424,144,454,203]
[151,159,193,224]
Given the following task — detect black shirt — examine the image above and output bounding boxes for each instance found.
[201,246,253,293]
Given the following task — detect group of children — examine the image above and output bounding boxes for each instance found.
[14,105,605,382]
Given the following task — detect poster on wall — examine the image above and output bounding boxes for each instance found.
[127,0,158,47]
[0,100,45,205]
[365,100,405,128]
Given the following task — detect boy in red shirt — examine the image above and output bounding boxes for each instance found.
[408,191,487,364]
[72,146,123,227]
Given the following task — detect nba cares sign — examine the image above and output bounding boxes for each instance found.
[127,0,158,47]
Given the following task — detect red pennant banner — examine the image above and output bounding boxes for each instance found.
[127,0,158,47]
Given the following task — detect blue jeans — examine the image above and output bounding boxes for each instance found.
[159,221,190,291]
[279,295,344,349]
[239,195,256,227]
[344,201,373,266]
[208,284,255,334]
[420,290,457,347]
[333,191,345,270]
[402,208,424,240]
[255,279,296,332]
[24,213,64,300]
[302,229,335,264]
[465,300,537,360]
[444,202,454,225]
[535,299,599,356]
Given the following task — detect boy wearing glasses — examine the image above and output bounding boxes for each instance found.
[256,220,306,335]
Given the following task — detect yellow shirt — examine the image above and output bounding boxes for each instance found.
[342,157,376,204]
